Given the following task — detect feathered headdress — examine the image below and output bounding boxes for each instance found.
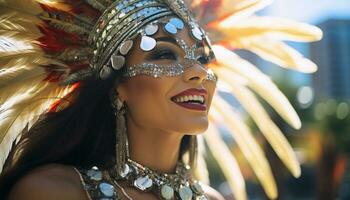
[0,0,322,199]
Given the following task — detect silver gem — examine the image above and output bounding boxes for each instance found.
[161,185,174,200]
[86,168,103,181]
[164,22,177,34]
[170,18,184,29]
[179,186,193,200]
[119,12,126,18]
[191,26,203,41]
[99,182,115,197]
[191,181,204,194]
[119,164,130,178]
[140,36,156,51]
[100,65,113,80]
[110,55,125,70]
[119,40,134,55]
[196,195,208,200]
[134,175,153,191]
[145,24,159,36]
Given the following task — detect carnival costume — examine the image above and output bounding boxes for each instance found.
[0,0,322,199]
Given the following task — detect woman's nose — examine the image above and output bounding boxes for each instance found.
[183,62,207,84]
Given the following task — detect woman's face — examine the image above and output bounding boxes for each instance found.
[117,19,216,135]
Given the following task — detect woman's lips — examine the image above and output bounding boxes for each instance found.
[173,101,207,111]
[171,88,208,111]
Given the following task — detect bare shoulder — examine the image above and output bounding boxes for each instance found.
[7,164,88,200]
[203,184,225,200]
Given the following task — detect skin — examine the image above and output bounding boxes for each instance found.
[7,17,224,200]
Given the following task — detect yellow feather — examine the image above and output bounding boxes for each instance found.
[214,70,300,177]
[0,7,42,34]
[0,84,71,171]
[0,76,48,107]
[211,97,278,199]
[0,0,44,15]
[212,45,302,129]
[215,0,273,24]
[219,16,322,42]
[230,36,318,73]
[204,122,247,200]
[193,136,210,184]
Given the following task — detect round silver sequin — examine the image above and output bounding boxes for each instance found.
[110,55,125,70]
[119,164,130,178]
[179,186,193,200]
[170,18,184,29]
[191,181,204,194]
[164,22,177,34]
[161,185,174,199]
[191,26,203,41]
[196,195,209,200]
[134,175,153,191]
[145,24,159,36]
[86,167,103,181]
[99,182,115,197]
[100,65,113,80]
[119,40,134,55]
[140,36,156,51]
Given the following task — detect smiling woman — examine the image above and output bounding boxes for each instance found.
[0,0,322,200]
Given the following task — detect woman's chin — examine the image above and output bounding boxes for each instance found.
[177,120,209,135]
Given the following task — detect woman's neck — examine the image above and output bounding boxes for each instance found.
[126,119,183,174]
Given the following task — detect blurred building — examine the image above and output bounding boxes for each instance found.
[310,19,350,99]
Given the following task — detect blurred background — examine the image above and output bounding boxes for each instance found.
[208,0,350,199]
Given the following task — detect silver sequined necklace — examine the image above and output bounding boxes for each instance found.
[110,159,208,200]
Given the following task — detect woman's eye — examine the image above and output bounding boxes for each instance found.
[154,50,177,60]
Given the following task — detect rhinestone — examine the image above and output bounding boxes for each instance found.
[179,186,193,200]
[119,164,130,178]
[102,30,107,39]
[196,195,208,200]
[191,26,203,41]
[134,175,153,191]
[161,185,174,200]
[119,40,134,55]
[100,65,113,80]
[99,182,115,197]
[119,12,126,18]
[110,55,125,70]
[170,18,184,29]
[140,36,156,51]
[145,24,159,36]
[191,181,204,194]
[86,168,103,181]
[164,23,177,34]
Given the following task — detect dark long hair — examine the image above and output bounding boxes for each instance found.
[0,77,118,197]
[0,75,191,198]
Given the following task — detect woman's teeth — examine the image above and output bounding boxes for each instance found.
[173,95,205,104]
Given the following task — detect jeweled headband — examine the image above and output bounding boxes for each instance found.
[64,0,217,84]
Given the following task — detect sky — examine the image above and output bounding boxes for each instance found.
[263,0,350,24]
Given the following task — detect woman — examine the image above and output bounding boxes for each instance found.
[0,0,222,199]
[0,0,322,199]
